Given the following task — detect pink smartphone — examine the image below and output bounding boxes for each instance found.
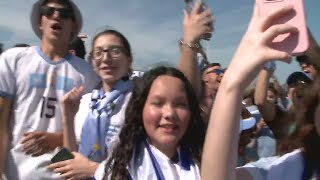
[258,0,309,55]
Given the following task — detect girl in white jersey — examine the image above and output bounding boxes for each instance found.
[201,1,320,180]
[95,66,206,180]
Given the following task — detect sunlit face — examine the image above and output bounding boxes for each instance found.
[143,75,190,154]
[202,66,223,97]
[39,1,76,42]
[91,34,132,84]
[299,61,318,79]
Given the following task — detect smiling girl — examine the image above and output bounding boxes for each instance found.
[97,66,206,180]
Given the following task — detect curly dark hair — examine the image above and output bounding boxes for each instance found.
[103,66,205,179]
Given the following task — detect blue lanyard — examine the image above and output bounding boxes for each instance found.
[144,139,166,180]
[142,139,194,180]
[96,140,194,180]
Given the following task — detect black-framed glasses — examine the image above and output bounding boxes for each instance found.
[92,46,126,60]
[206,69,224,75]
[40,6,74,20]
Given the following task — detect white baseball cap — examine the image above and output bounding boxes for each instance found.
[30,0,83,40]
[240,117,256,133]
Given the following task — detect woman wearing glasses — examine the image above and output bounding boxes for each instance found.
[48,29,135,179]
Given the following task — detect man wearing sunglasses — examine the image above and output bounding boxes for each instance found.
[0,0,99,179]
[202,63,224,99]
[200,63,224,123]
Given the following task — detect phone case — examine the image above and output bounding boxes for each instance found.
[51,148,74,164]
[258,0,309,55]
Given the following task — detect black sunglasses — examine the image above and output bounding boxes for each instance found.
[40,6,74,20]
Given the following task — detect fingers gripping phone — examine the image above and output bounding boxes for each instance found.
[51,148,74,164]
[184,0,206,14]
[184,0,213,40]
[258,0,309,55]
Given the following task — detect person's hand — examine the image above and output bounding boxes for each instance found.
[183,1,214,43]
[256,119,267,130]
[48,152,99,180]
[60,86,84,119]
[223,1,298,89]
[21,131,63,156]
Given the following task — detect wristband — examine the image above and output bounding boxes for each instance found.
[179,39,200,49]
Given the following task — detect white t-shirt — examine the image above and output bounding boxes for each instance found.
[0,46,99,180]
[74,91,132,154]
[240,149,307,180]
[94,141,201,180]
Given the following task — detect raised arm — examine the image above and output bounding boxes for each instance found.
[0,97,11,179]
[201,2,296,179]
[254,69,276,122]
[271,73,288,107]
[178,1,214,98]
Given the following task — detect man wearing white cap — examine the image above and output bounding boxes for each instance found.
[0,0,99,179]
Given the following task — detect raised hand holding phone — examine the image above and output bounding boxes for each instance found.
[201,2,299,179]
[258,0,309,55]
[184,0,214,40]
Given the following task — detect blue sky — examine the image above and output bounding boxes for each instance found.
[0,0,319,83]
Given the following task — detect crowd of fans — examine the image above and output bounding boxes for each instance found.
[0,0,320,180]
